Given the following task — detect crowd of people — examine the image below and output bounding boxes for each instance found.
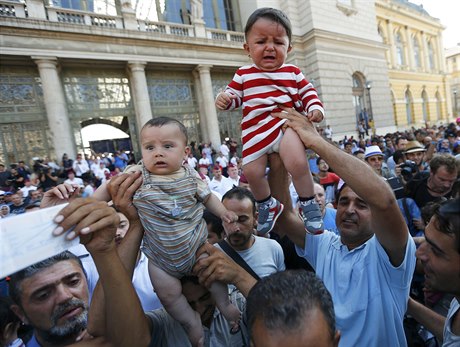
[1,6,460,347]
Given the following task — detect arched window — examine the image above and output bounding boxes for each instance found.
[421,90,428,121]
[352,73,365,128]
[405,89,413,124]
[395,32,405,66]
[427,41,435,70]
[413,37,421,68]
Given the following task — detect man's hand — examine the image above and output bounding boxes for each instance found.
[215,92,236,110]
[52,198,119,255]
[272,106,322,148]
[107,171,142,223]
[40,183,82,208]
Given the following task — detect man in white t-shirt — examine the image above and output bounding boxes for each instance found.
[186,152,198,170]
[227,164,239,186]
[209,165,233,196]
[220,141,230,159]
[64,170,83,187]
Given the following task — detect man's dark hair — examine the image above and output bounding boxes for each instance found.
[429,154,457,175]
[244,8,292,44]
[9,251,84,306]
[247,270,336,339]
[393,150,406,164]
[432,198,460,253]
[0,296,21,346]
[141,117,188,144]
[203,209,224,239]
[222,186,256,215]
[395,136,407,146]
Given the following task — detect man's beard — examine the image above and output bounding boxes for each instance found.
[38,298,88,344]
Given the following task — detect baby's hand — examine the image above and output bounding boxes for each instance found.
[307,110,324,123]
[215,92,236,110]
[221,210,238,224]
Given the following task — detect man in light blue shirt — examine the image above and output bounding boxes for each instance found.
[270,108,416,347]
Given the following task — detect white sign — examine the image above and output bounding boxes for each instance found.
[0,204,80,278]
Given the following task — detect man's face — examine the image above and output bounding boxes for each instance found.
[12,261,89,343]
[336,187,373,247]
[251,307,340,347]
[428,166,457,196]
[222,197,256,251]
[212,168,222,180]
[115,212,130,245]
[313,184,326,215]
[182,281,215,328]
[344,144,352,154]
[318,159,329,172]
[406,151,424,166]
[228,166,239,179]
[365,155,383,172]
[30,190,41,201]
[416,217,460,294]
[11,194,22,206]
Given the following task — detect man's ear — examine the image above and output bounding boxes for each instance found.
[10,304,28,325]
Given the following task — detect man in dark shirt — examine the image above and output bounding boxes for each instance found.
[405,154,457,209]
[9,192,27,215]
[0,163,12,191]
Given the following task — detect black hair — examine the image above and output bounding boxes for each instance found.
[9,251,85,306]
[431,198,460,253]
[222,186,256,215]
[245,8,292,44]
[247,270,336,340]
[141,117,188,144]
[0,296,22,346]
[203,209,224,239]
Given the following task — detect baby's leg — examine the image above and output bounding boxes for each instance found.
[280,128,323,234]
[148,261,203,347]
[199,253,241,331]
[244,155,283,235]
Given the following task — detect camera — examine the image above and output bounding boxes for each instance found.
[399,160,418,181]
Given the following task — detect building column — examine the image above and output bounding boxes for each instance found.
[420,32,428,72]
[194,65,221,150]
[192,69,209,142]
[25,0,46,19]
[386,20,397,68]
[33,56,76,160]
[127,61,152,130]
[436,33,446,72]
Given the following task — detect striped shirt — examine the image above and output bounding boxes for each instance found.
[224,64,324,164]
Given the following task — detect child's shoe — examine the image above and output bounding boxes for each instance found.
[257,198,284,235]
[298,199,324,234]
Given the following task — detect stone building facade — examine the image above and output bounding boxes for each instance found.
[0,0,452,166]
[445,45,460,117]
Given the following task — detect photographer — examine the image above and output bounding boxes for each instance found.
[405,154,457,209]
[38,166,58,192]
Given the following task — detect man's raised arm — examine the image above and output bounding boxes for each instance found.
[274,107,409,266]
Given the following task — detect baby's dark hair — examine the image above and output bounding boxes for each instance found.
[245,8,292,44]
[142,117,188,144]
[0,296,21,346]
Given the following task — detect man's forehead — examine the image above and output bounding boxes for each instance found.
[223,197,253,213]
[21,260,84,295]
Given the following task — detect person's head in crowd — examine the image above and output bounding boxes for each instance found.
[247,270,340,347]
[199,165,209,177]
[414,129,428,143]
[238,172,251,190]
[227,164,239,180]
[353,150,365,161]
[180,276,216,328]
[221,187,257,251]
[114,212,130,245]
[427,154,458,197]
[0,163,5,172]
[0,296,23,347]
[364,146,384,174]
[140,117,188,176]
[11,193,23,207]
[28,189,42,203]
[317,157,330,173]
[212,165,223,180]
[395,136,408,151]
[203,209,224,244]
[1,204,10,218]
[9,251,89,347]
[446,131,457,144]
[67,170,76,180]
[313,183,327,215]
[416,198,460,296]
[393,150,406,165]
[404,141,426,167]
[343,142,352,154]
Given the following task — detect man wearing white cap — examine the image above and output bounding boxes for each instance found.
[364,145,394,179]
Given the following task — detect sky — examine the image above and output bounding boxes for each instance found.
[418,0,460,48]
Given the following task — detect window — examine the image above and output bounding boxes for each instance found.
[413,37,421,68]
[427,41,435,70]
[395,32,405,66]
